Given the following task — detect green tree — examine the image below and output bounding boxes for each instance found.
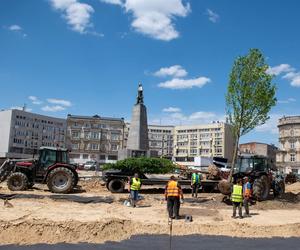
[103,157,175,174]
[226,48,276,180]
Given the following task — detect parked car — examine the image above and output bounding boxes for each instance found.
[83,161,98,171]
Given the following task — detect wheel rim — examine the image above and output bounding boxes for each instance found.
[12,178,21,187]
[52,173,69,190]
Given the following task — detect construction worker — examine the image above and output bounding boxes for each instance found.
[165,175,184,220]
[243,177,252,217]
[191,172,201,198]
[128,173,141,208]
[231,178,243,219]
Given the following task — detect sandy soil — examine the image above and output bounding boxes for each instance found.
[0,180,300,245]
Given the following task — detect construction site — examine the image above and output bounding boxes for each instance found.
[0,172,299,246]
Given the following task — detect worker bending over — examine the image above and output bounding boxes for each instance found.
[165,175,184,220]
[231,178,243,219]
[128,173,141,208]
[191,172,201,198]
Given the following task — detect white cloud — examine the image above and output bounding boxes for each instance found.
[255,114,282,134]
[266,64,294,76]
[154,65,187,78]
[28,96,42,105]
[9,25,22,31]
[41,105,66,112]
[50,0,95,34]
[11,106,32,112]
[102,0,190,41]
[206,9,219,23]
[278,98,296,104]
[47,98,72,107]
[267,63,300,87]
[283,71,300,87]
[150,110,223,126]
[101,0,122,5]
[158,76,211,89]
[163,107,181,113]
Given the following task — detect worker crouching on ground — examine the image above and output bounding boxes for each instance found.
[165,175,184,220]
[191,172,201,198]
[128,173,141,208]
[243,177,252,217]
[231,178,243,219]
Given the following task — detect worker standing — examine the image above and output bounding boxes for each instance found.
[191,172,201,198]
[165,176,184,220]
[243,177,252,217]
[128,173,141,208]
[231,178,243,219]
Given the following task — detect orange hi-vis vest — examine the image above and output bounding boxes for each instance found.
[243,183,252,198]
[166,180,180,197]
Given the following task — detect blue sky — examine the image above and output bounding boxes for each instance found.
[1,0,299,145]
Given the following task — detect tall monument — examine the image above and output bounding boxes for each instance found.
[118,83,156,160]
[126,83,149,151]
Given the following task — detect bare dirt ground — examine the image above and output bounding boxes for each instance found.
[0,178,300,245]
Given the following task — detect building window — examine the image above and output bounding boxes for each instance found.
[290,141,295,149]
[290,154,295,162]
[291,169,299,174]
[72,131,79,139]
[108,155,117,160]
[82,154,89,159]
[111,144,118,151]
[72,144,79,150]
[91,144,99,150]
[111,133,120,141]
[91,132,100,139]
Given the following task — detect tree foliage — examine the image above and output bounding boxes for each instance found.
[226,48,277,179]
[102,157,176,174]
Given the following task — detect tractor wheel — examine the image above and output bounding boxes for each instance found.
[253,175,270,201]
[108,179,125,193]
[7,172,28,191]
[47,167,76,194]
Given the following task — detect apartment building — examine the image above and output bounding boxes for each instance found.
[123,123,174,158]
[276,116,300,174]
[148,125,174,158]
[0,109,66,158]
[173,122,234,162]
[66,114,125,164]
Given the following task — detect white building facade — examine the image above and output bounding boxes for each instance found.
[0,109,66,158]
[173,122,234,163]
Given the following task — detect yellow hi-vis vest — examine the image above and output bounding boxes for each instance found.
[130,178,141,191]
[231,185,243,202]
[192,173,201,184]
[166,180,180,197]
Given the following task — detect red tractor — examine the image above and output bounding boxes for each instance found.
[0,147,78,193]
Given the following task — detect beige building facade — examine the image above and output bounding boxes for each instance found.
[66,114,126,164]
[276,116,300,174]
[173,122,234,162]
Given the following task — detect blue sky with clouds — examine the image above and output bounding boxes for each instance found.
[1,0,299,145]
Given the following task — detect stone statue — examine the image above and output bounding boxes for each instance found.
[136,83,144,104]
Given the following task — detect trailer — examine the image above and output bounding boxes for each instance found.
[102,169,220,193]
